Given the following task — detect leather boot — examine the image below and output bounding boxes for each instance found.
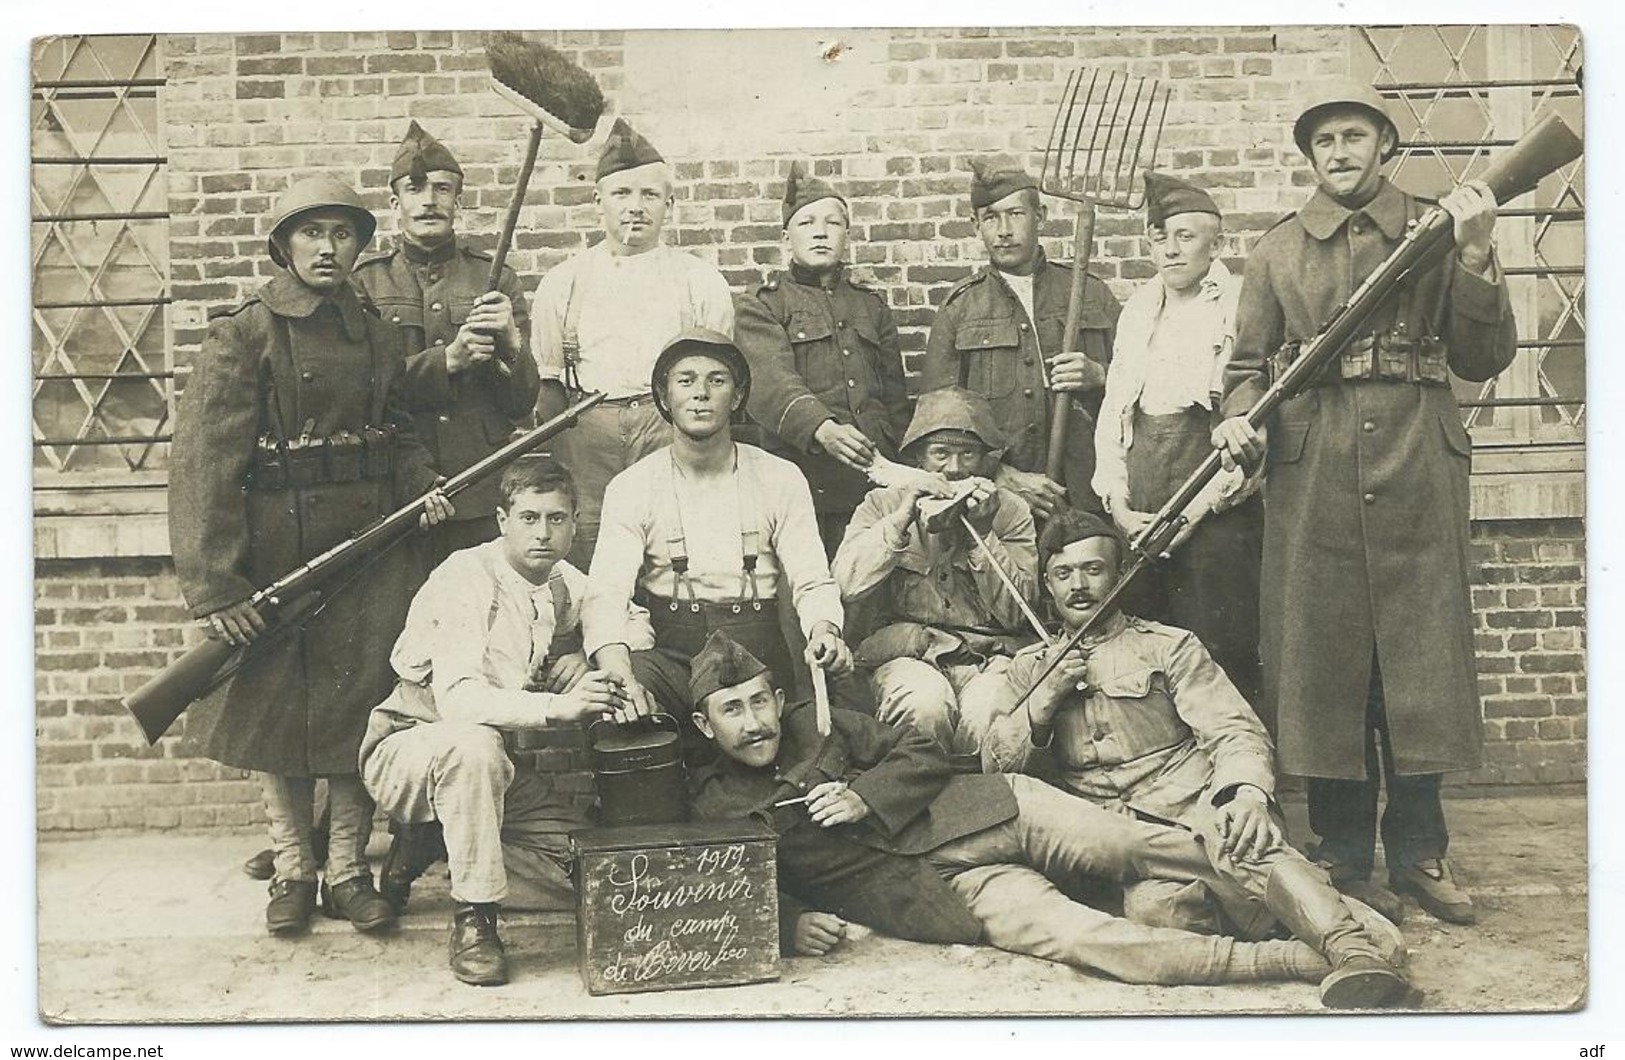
[320,872,397,933]
[1265,859,1410,1009]
[380,820,448,915]
[243,848,276,881]
[265,878,318,936]
[449,903,508,987]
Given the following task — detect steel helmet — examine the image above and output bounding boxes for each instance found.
[650,328,753,423]
[1293,78,1400,162]
[265,175,378,267]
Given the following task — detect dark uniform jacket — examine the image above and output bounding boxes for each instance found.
[691,701,1017,953]
[734,263,911,518]
[920,252,1121,511]
[169,271,439,776]
[1221,179,1516,779]
[353,238,538,524]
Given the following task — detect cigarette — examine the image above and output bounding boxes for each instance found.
[774,795,812,808]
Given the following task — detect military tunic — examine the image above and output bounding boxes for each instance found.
[921,252,1121,511]
[353,238,538,530]
[1221,180,1517,779]
[169,272,440,776]
[734,263,911,528]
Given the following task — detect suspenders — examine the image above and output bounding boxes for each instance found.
[662,447,766,614]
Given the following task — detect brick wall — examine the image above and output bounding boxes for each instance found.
[33,27,1586,831]
[34,517,1588,832]
[161,26,1343,363]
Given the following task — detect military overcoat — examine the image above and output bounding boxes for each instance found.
[920,252,1121,511]
[1221,180,1516,779]
[353,239,537,524]
[169,271,440,776]
[734,263,911,517]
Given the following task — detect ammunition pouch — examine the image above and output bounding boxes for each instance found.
[247,425,398,490]
[1269,332,1450,388]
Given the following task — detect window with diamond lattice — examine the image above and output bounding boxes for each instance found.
[1352,26,1583,453]
[31,34,170,479]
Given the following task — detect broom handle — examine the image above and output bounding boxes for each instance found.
[1045,201,1097,483]
[486,120,546,292]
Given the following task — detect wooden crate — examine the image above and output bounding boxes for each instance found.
[571,819,780,995]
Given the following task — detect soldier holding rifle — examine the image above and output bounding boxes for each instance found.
[1211,81,1517,925]
[169,176,452,938]
[354,120,541,564]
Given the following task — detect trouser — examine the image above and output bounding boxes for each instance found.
[1123,407,1265,711]
[552,399,672,571]
[924,774,1268,985]
[259,773,372,886]
[361,721,583,909]
[1305,653,1449,876]
[870,657,1014,753]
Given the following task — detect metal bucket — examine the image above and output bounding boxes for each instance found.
[588,713,688,827]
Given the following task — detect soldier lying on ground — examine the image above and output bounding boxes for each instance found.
[684,630,1409,1007]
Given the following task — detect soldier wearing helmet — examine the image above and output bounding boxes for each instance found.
[581,329,853,760]
[832,386,1039,753]
[169,174,452,939]
[1211,78,1517,927]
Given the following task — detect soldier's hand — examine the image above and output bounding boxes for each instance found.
[813,420,878,472]
[805,781,871,828]
[418,482,456,529]
[1214,785,1283,864]
[793,912,847,956]
[446,325,498,375]
[1031,642,1090,726]
[1000,466,1068,520]
[1046,350,1107,393]
[201,599,266,648]
[962,477,1000,533]
[806,622,853,677]
[548,670,632,725]
[465,291,520,354]
[1441,179,1498,275]
[1211,417,1266,473]
[538,651,590,694]
[1106,493,1155,541]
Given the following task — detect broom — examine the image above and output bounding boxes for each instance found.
[482,32,608,294]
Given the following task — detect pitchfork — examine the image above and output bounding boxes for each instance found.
[1038,69,1169,483]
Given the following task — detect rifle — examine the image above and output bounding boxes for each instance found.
[124,390,607,744]
[1012,110,1583,713]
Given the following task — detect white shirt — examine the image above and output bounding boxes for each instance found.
[382,541,651,731]
[582,444,845,658]
[1093,260,1250,512]
[999,269,1039,341]
[530,242,735,399]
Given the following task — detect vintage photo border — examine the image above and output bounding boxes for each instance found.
[9,0,1621,1050]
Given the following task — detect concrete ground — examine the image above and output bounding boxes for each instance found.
[35,794,1587,1024]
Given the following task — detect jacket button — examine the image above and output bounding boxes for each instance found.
[1025,358,1035,366]
[1092,729,1106,741]
[434,338,445,346]
[439,414,451,424]
[390,315,401,324]
[842,349,851,357]
[431,302,443,312]
[428,273,438,283]
[837,321,847,329]
[1362,420,1375,432]
[1024,388,1035,398]
[847,379,856,388]
[300,371,313,382]
[796,331,806,339]
[1363,492,1376,505]
[1019,322,1030,332]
